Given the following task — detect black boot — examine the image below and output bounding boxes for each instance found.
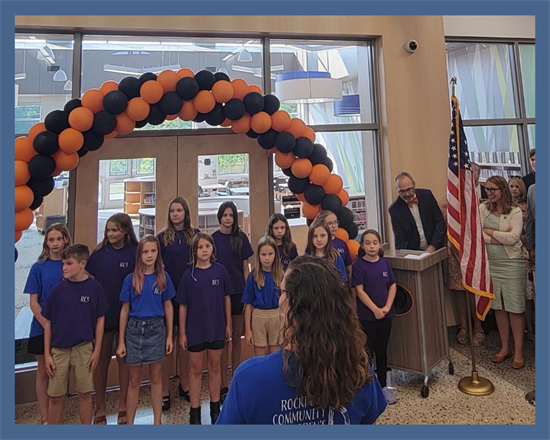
[178,383,190,402]
[210,401,221,424]
[189,406,201,425]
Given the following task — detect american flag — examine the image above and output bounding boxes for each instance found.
[446,96,494,320]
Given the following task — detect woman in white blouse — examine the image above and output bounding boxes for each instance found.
[480,176,526,369]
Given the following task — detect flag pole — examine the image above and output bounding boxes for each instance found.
[450,76,494,396]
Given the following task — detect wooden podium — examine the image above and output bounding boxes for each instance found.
[384,248,453,398]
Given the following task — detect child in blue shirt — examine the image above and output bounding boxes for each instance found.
[117,235,176,425]
[243,236,284,357]
[23,223,71,424]
[305,219,347,282]
[265,213,298,271]
[42,244,108,425]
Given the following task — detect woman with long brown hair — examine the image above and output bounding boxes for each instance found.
[216,255,387,424]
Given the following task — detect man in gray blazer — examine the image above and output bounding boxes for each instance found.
[525,184,535,406]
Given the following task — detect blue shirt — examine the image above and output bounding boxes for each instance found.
[278,244,298,271]
[216,350,387,425]
[333,237,352,267]
[242,272,280,310]
[23,259,64,337]
[120,272,176,320]
[157,228,200,291]
[333,255,348,282]
[212,230,254,294]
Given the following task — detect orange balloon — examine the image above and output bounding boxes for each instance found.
[99,80,119,95]
[296,193,306,202]
[193,90,216,114]
[126,98,150,121]
[15,230,22,243]
[15,137,37,163]
[247,84,262,94]
[58,128,84,154]
[309,164,330,186]
[53,150,79,171]
[275,152,295,169]
[178,101,198,121]
[177,68,194,78]
[15,185,34,211]
[15,161,31,186]
[81,88,104,113]
[291,158,313,179]
[166,114,178,121]
[15,208,34,231]
[220,118,232,127]
[68,107,94,132]
[51,166,62,177]
[140,81,164,104]
[115,112,136,135]
[347,240,361,262]
[231,114,251,134]
[157,70,179,93]
[212,81,234,104]
[302,202,321,220]
[338,189,350,207]
[105,130,118,139]
[286,118,307,139]
[250,112,272,134]
[303,127,316,143]
[323,174,344,194]
[335,227,349,242]
[231,79,249,101]
[271,111,292,132]
[28,122,46,142]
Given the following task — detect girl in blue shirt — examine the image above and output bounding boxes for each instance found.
[243,236,284,357]
[265,213,298,271]
[117,235,175,425]
[305,219,347,282]
[23,223,71,425]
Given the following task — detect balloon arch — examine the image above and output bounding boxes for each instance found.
[14,69,360,258]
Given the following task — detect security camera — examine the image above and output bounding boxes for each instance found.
[404,40,419,54]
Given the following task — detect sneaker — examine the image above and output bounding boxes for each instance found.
[382,387,397,404]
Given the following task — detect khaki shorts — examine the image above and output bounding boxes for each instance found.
[48,341,94,397]
[252,308,282,347]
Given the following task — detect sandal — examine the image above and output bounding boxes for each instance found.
[457,328,468,345]
[93,414,107,425]
[117,410,127,425]
[472,331,485,347]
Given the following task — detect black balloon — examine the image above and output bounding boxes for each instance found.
[64,98,82,113]
[103,90,128,115]
[176,77,200,101]
[257,129,279,150]
[324,157,334,173]
[243,92,264,115]
[275,132,296,154]
[44,110,70,135]
[224,99,246,120]
[139,72,157,84]
[193,112,207,123]
[321,194,343,213]
[288,176,309,194]
[304,184,326,205]
[29,195,44,211]
[93,111,117,136]
[119,77,142,100]
[159,92,183,115]
[337,207,354,228]
[246,129,259,139]
[344,222,359,240]
[214,72,231,82]
[309,143,328,165]
[263,95,280,115]
[82,130,104,152]
[77,147,89,158]
[282,167,293,177]
[27,177,55,198]
[135,119,148,129]
[33,131,59,156]
[195,70,216,91]
[205,103,225,126]
[28,155,56,180]
[294,137,314,158]
[147,104,167,126]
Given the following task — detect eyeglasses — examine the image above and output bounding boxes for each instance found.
[398,187,415,195]
[326,220,339,227]
[485,187,501,194]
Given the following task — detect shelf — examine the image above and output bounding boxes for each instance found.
[478,163,521,168]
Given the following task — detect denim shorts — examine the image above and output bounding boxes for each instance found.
[124,317,166,366]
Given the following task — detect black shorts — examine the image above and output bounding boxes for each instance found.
[27,334,45,356]
[230,293,244,316]
[187,340,225,353]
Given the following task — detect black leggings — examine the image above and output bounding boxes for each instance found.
[361,318,392,388]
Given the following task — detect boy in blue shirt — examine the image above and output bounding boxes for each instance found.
[42,244,109,425]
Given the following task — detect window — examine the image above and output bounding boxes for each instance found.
[109,159,129,176]
[135,158,155,175]
[519,44,535,118]
[218,154,247,175]
[15,105,41,134]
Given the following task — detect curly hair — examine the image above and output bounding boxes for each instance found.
[280,256,371,410]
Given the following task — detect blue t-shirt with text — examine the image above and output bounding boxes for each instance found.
[277,244,298,271]
[242,271,280,310]
[120,272,176,321]
[157,228,200,291]
[212,230,254,294]
[333,237,352,267]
